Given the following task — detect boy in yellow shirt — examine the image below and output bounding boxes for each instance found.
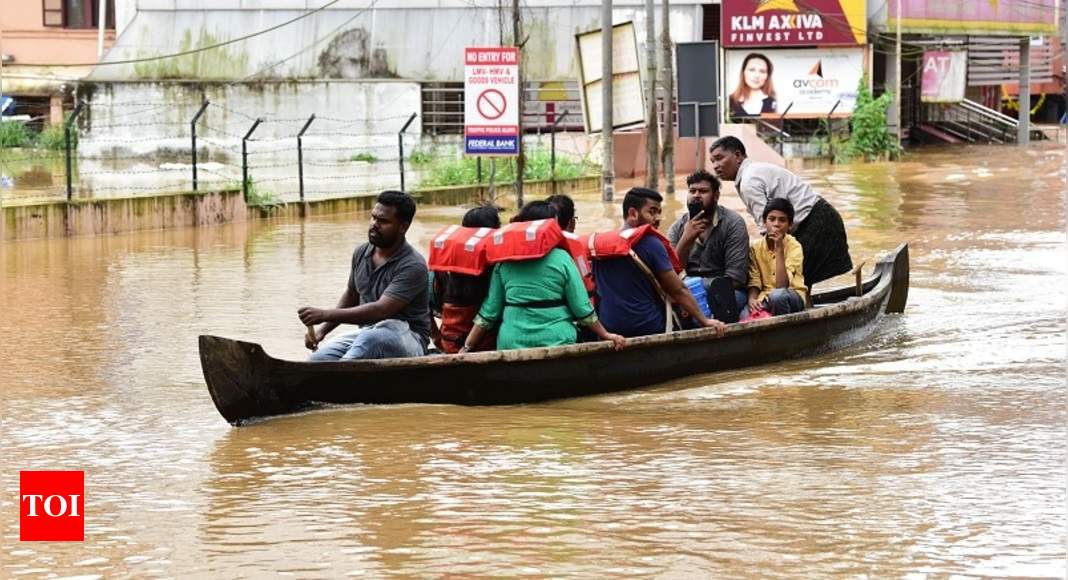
[747,198,806,316]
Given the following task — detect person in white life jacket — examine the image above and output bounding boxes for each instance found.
[461,201,626,352]
[428,204,501,354]
[589,187,727,338]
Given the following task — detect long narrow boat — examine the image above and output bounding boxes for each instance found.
[200,244,909,425]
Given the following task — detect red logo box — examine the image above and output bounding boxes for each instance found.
[20,471,84,542]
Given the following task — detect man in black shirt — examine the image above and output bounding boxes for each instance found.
[299,190,430,361]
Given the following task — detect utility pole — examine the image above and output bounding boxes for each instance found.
[97,0,108,58]
[644,0,659,190]
[1,27,5,113]
[1063,4,1067,127]
[1018,37,1031,145]
[601,0,614,202]
[513,0,525,206]
[894,0,902,142]
[660,0,675,195]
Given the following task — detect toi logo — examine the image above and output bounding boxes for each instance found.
[20,471,84,542]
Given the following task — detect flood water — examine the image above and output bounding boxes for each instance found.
[1,144,1065,577]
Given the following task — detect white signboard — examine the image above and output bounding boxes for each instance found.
[464,47,519,156]
[724,48,866,118]
[575,22,645,134]
[921,50,967,103]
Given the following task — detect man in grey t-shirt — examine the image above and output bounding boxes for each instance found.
[667,170,750,321]
[298,190,430,361]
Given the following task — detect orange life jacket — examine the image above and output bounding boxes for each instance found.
[484,219,566,264]
[427,225,494,275]
[586,224,684,273]
[562,231,596,297]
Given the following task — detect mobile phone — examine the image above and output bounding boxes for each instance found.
[687,200,703,219]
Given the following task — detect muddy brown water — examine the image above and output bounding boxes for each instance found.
[1,144,1064,577]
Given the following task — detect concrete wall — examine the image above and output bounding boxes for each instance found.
[91,1,705,82]
[80,80,421,155]
[0,176,600,241]
[76,80,422,196]
[613,123,786,178]
[2,189,247,241]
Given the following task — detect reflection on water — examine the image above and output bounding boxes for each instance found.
[1,144,1064,576]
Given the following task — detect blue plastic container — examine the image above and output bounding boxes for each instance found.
[683,277,712,318]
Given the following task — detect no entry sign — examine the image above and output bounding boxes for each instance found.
[464,47,519,156]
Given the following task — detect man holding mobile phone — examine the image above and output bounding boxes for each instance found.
[666,170,750,322]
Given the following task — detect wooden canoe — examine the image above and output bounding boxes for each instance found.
[200,244,909,425]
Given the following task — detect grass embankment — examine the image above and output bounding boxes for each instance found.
[415,147,597,188]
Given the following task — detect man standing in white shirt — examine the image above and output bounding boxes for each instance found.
[708,136,853,289]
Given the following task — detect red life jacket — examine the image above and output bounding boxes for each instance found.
[562,231,596,296]
[437,303,497,354]
[427,225,494,275]
[484,219,566,264]
[587,224,684,273]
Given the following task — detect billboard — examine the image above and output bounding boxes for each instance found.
[724,48,865,118]
[676,42,720,137]
[889,0,1057,35]
[921,51,967,103]
[722,0,866,48]
[575,22,645,134]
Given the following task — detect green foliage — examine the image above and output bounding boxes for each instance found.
[408,149,433,166]
[350,152,378,163]
[839,77,901,162]
[0,121,32,148]
[234,174,285,214]
[0,116,77,152]
[36,122,70,151]
[807,118,848,158]
[418,148,597,188]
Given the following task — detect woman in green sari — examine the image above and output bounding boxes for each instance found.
[461,202,625,353]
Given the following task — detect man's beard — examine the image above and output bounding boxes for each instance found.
[368,231,389,247]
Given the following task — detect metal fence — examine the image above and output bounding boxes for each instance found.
[0,95,591,206]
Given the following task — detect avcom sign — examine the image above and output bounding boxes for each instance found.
[724,48,865,119]
[722,0,867,48]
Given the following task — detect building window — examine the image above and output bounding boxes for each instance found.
[43,0,114,29]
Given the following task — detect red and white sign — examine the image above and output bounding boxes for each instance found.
[20,470,85,542]
[464,47,519,156]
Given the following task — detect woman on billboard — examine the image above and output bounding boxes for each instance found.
[729,53,777,118]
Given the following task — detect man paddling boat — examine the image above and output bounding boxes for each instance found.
[298,190,430,361]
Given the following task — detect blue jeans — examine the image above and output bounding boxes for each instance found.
[308,319,426,361]
[767,288,805,316]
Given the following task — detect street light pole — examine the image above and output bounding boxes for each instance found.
[513,0,525,207]
[644,0,659,190]
[660,0,675,194]
[601,0,614,202]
